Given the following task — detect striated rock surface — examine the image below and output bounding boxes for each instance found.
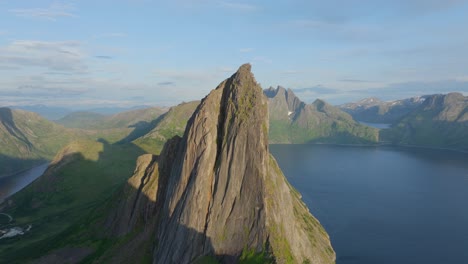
[108,64,335,264]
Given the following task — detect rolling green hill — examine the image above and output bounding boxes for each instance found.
[55,107,167,144]
[266,86,379,144]
[133,101,199,154]
[56,107,166,130]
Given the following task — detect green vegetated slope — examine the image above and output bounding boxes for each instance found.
[266,86,378,144]
[0,139,145,263]
[0,107,80,178]
[57,107,166,130]
[380,92,468,150]
[56,107,167,144]
[133,101,199,154]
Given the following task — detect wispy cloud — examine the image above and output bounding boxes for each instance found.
[94,55,113,60]
[340,79,375,83]
[157,81,175,86]
[288,18,382,42]
[219,1,257,11]
[293,86,340,95]
[0,85,89,98]
[0,40,87,72]
[9,2,77,21]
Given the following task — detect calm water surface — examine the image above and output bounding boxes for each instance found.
[270,144,468,264]
[0,164,48,203]
[359,121,391,129]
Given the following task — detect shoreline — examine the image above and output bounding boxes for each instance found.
[0,162,49,180]
[269,142,468,154]
[0,163,50,204]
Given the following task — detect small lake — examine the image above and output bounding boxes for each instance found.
[359,121,391,129]
[270,144,468,264]
[0,164,49,203]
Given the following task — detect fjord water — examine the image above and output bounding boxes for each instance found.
[270,144,468,264]
[0,164,48,203]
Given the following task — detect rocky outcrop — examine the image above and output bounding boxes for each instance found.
[108,64,335,264]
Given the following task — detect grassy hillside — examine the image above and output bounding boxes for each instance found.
[0,107,81,178]
[133,101,199,154]
[55,107,167,145]
[0,139,145,263]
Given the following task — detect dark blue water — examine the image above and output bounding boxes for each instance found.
[0,164,48,203]
[270,144,468,264]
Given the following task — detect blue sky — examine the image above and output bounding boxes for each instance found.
[0,0,467,108]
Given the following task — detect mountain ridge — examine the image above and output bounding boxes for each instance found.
[340,95,430,123]
[266,86,378,144]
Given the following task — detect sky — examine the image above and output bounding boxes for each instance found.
[0,0,468,109]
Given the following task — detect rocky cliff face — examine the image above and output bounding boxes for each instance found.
[107,64,335,264]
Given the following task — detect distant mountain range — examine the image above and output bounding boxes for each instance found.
[339,96,429,123]
[8,104,155,120]
[56,107,166,130]
[265,86,378,144]
[380,92,468,150]
[2,90,466,180]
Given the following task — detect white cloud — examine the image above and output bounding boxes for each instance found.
[9,2,77,21]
